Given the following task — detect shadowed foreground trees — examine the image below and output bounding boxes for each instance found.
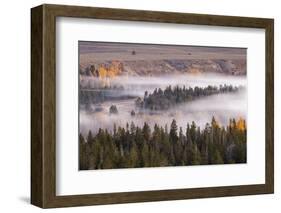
[79,117,246,170]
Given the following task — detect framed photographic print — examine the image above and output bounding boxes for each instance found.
[31,4,274,208]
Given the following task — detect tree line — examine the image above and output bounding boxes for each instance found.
[79,85,126,105]
[79,117,246,170]
[135,84,242,110]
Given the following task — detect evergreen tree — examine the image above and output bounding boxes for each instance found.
[190,121,197,143]
[142,122,151,142]
[79,134,88,170]
[79,117,247,170]
[191,144,201,165]
[87,130,93,143]
[213,149,224,164]
[169,119,178,143]
[141,142,150,167]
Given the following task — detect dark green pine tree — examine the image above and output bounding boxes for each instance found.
[169,119,178,143]
[79,133,88,170]
[87,130,93,143]
[190,121,197,143]
[141,142,150,167]
[142,122,151,142]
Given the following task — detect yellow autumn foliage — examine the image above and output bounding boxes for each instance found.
[98,61,122,79]
[98,66,107,78]
[237,117,246,131]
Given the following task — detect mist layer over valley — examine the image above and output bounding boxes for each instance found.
[79,74,247,136]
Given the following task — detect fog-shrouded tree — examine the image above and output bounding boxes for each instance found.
[136,84,243,111]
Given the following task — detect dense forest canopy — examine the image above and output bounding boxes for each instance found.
[136,84,243,111]
[79,117,246,170]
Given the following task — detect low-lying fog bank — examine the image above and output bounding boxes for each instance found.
[79,74,247,136]
[80,74,246,97]
[80,91,247,136]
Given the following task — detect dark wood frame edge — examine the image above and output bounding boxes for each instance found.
[31,4,274,208]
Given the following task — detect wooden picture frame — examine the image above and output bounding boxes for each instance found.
[31,4,274,208]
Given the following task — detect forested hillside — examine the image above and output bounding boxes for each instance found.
[79,117,246,170]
